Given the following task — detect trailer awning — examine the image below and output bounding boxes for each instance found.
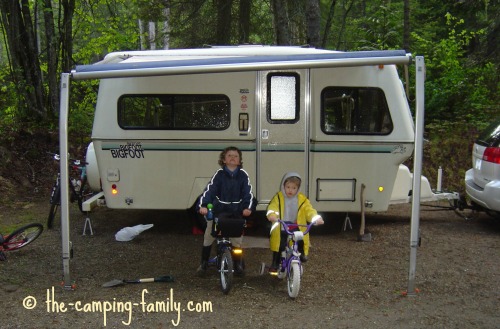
[72,50,411,80]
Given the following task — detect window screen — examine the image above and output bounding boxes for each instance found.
[267,73,300,123]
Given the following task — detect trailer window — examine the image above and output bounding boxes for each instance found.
[267,73,300,123]
[321,87,393,135]
[118,94,230,130]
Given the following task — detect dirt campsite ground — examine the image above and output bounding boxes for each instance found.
[1,196,499,329]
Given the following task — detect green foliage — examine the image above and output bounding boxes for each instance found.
[420,122,483,197]
[357,4,403,50]
[66,79,99,145]
[412,13,498,126]
[73,1,141,63]
[0,0,498,203]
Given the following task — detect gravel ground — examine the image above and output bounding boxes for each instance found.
[1,199,499,329]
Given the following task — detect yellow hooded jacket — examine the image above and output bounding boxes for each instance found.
[267,191,320,255]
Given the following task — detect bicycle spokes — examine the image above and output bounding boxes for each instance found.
[3,224,43,252]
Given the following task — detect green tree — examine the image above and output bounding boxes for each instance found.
[412,13,498,126]
[0,0,46,120]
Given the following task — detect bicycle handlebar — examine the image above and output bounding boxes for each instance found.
[270,218,319,236]
[48,152,88,166]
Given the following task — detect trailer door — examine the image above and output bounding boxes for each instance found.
[257,70,309,207]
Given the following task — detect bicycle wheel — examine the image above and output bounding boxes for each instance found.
[287,262,301,298]
[3,223,43,251]
[219,249,233,294]
[47,182,61,229]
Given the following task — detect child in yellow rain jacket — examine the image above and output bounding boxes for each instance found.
[266,172,324,272]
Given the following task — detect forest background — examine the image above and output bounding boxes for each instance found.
[0,0,498,204]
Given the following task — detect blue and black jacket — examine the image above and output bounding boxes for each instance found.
[197,166,255,216]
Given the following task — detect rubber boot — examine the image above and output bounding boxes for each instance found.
[197,245,211,275]
[269,252,280,273]
[298,241,308,263]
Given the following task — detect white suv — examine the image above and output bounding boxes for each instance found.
[465,119,500,216]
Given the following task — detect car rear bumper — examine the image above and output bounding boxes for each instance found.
[465,168,500,212]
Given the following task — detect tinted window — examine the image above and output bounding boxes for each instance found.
[118,94,230,130]
[476,119,500,147]
[321,87,393,135]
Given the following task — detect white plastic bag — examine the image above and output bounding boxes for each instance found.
[115,224,154,242]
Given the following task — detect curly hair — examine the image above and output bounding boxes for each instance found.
[218,146,243,168]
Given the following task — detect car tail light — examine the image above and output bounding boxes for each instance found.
[483,147,500,164]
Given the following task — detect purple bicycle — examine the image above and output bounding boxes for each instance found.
[260,218,320,298]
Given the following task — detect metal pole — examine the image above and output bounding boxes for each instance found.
[407,56,425,295]
[59,73,73,290]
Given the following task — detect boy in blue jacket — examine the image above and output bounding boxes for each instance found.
[196,146,255,274]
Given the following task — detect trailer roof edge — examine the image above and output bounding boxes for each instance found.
[70,50,412,80]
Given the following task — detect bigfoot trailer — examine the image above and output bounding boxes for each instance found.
[59,46,453,291]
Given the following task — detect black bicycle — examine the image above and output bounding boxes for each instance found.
[0,223,43,261]
[47,153,91,229]
[207,205,246,294]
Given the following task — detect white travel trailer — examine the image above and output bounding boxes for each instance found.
[58,46,455,290]
[75,46,452,215]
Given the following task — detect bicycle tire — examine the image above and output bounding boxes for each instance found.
[47,183,61,229]
[3,223,43,251]
[287,262,301,299]
[219,249,233,294]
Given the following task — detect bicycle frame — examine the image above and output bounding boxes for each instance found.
[269,219,318,298]
[48,153,91,229]
[273,221,313,274]
[212,238,242,266]
[207,215,245,294]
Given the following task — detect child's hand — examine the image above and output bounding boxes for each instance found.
[199,207,208,215]
[267,214,278,222]
[242,209,252,217]
[314,217,324,225]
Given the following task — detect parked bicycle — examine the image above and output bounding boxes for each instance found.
[260,218,320,298]
[206,204,246,294]
[0,223,43,261]
[47,153,91,229]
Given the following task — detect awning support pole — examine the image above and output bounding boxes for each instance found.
[407,56,425,295]
[59,73,73,290]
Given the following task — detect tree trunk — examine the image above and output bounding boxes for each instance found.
[138,19,146,50]
[336,0,354,50]
[305,0,320,47]
[239,0,251,44]
[321,0,337,49]
[42,0,59,116]
[403,0,410,52]
[61,0,75,73]
[216,0,233,45]
[162,5,170,49]
[149,22,156,50]
[272,0,290,45]
[0,0,46,119]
